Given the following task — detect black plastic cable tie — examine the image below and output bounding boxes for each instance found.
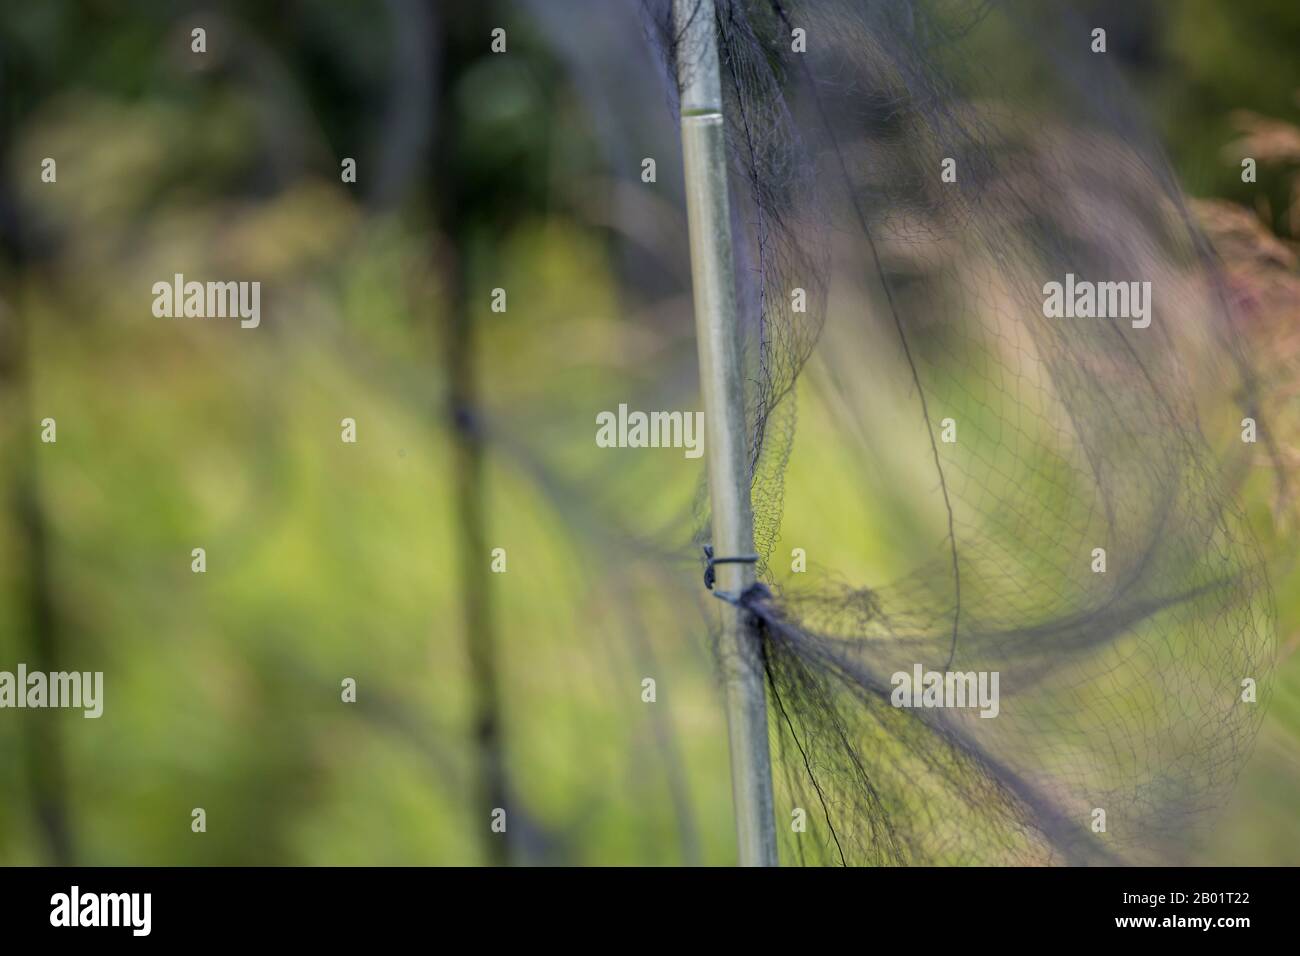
[702,545,764,604]
[702,545,759,590]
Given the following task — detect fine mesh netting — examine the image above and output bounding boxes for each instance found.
[500,0,1283,865]
[0,0,1284,870]
[631,0,1275,865]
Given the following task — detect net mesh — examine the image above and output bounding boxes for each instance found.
[631,0,1277,865]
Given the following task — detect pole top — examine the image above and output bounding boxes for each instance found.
[674,0,723,114]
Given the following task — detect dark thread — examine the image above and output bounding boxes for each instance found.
[768,0,961,671]
[763,647,848,866]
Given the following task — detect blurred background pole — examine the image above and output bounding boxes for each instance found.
[673,0,778,867]
[0,103,75,863]
[430,1,510,866]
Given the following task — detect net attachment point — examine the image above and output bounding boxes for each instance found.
[702,546,770,609]
[702,545,759,590]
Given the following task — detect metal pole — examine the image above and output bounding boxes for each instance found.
[673,0,779,867]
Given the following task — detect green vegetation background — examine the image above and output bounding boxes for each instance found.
[0,1,1296,865]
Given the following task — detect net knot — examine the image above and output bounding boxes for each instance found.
[712,580,773,612]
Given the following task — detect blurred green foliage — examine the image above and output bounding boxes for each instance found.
[0,1,1296,865]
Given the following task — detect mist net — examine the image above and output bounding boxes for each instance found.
[516,0,1278,865]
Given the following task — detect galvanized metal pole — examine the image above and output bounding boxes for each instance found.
[673,0,779,867]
